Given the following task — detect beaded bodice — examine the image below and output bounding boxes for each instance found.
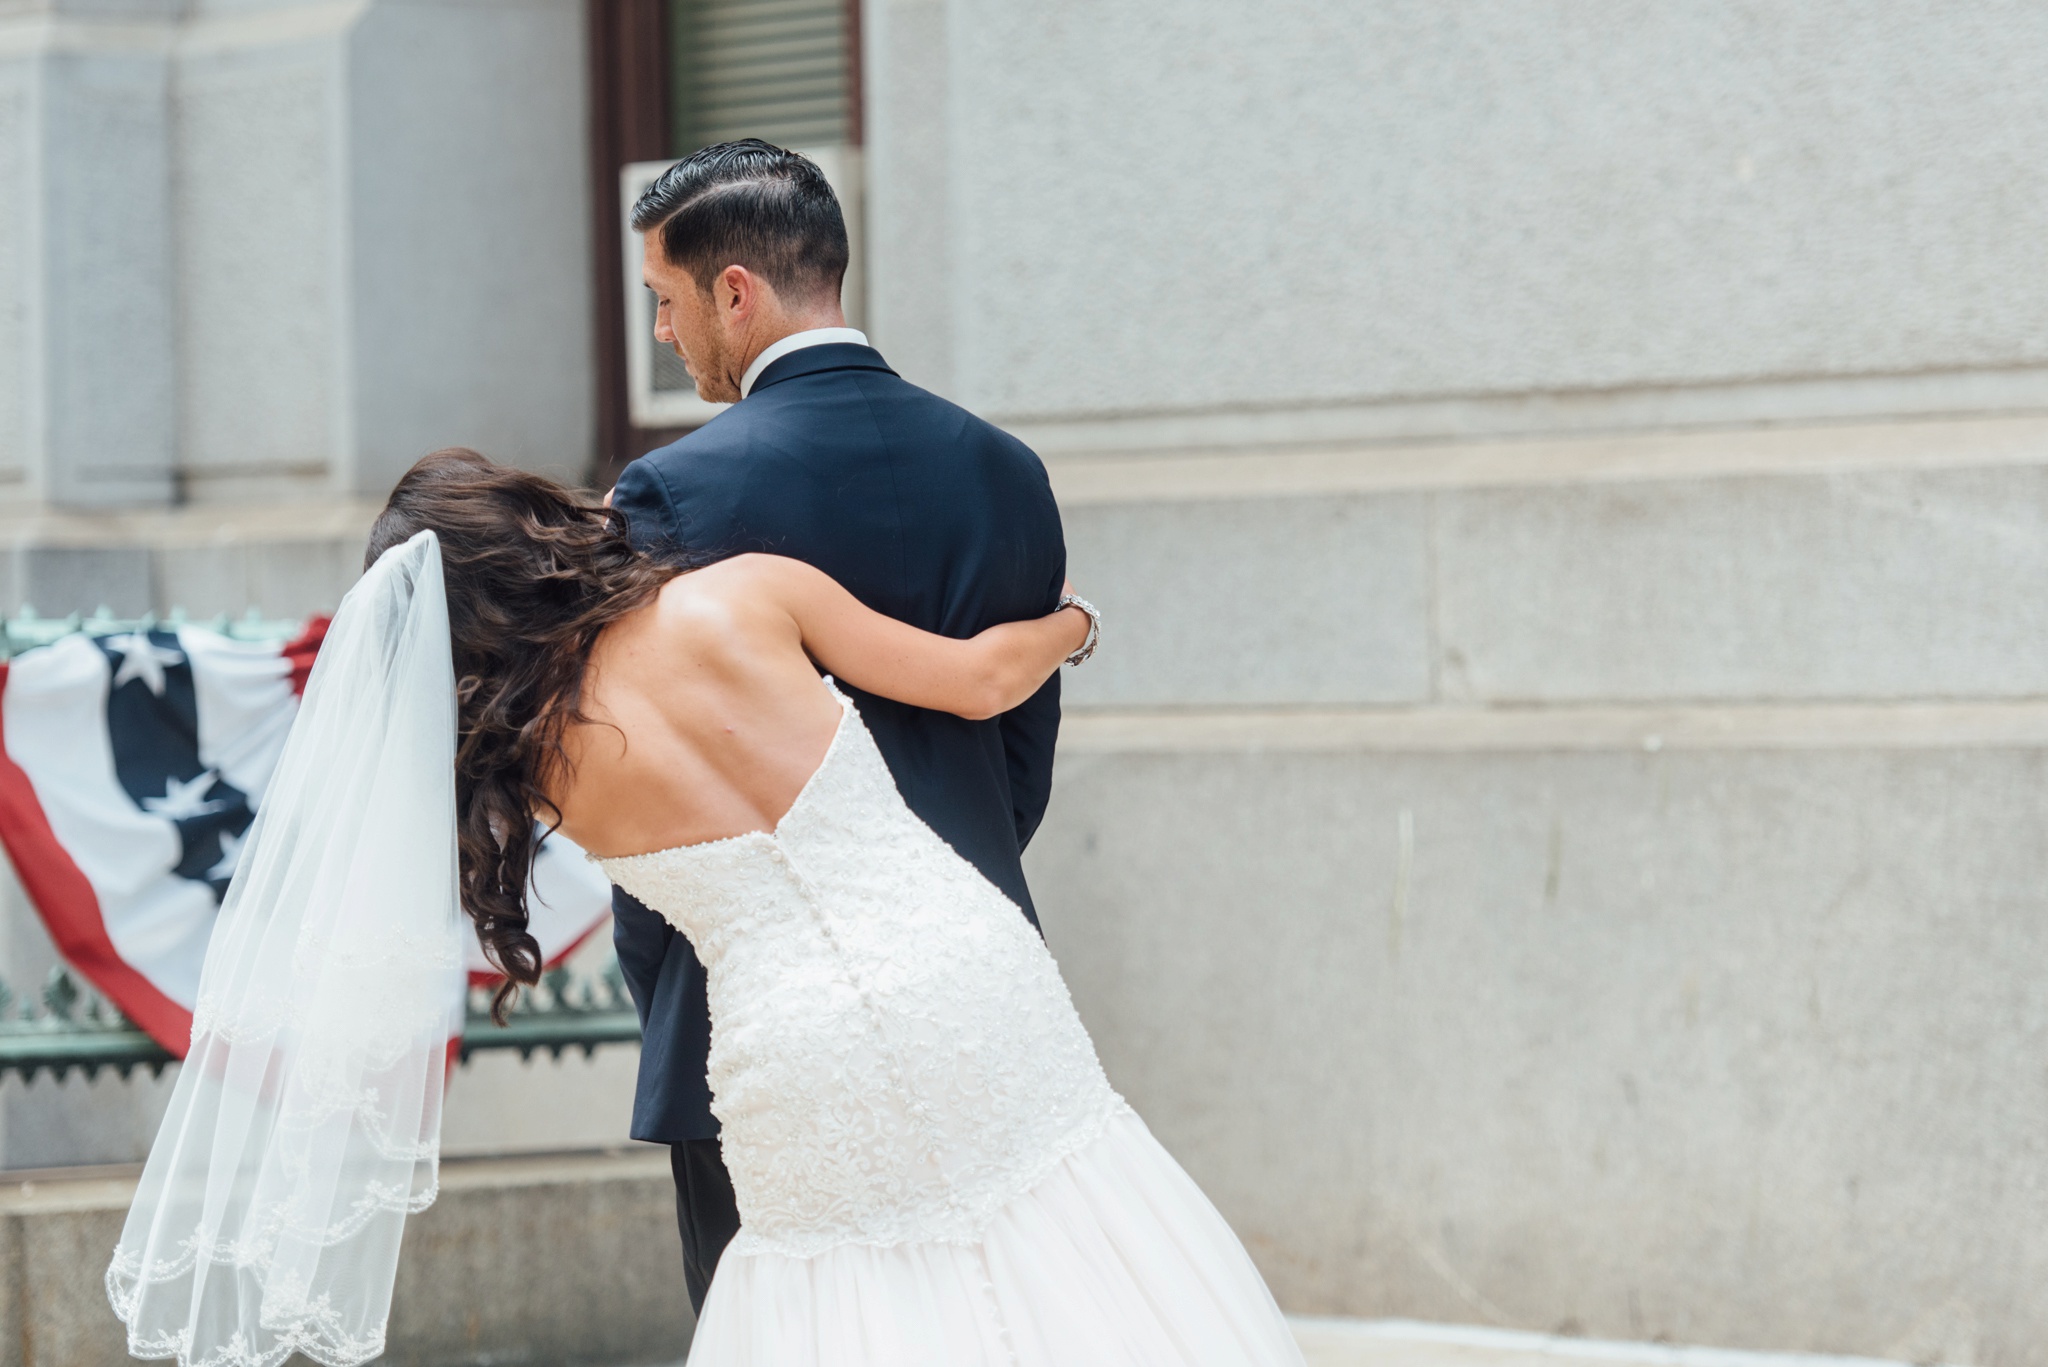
[597,682,1122,1258]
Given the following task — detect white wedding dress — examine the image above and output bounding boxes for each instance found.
[599,680,1304,1366]
[106,536,1300,1367]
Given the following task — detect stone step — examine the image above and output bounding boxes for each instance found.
[1290,1319,1936,1367]
[0,1155,1946,1367]
[0,1150,691,1367]
[641,1317,1933,1367]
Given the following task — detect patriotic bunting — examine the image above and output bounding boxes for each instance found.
[0,619,614,1055]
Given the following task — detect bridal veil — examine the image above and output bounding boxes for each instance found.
[107,530,467,1367]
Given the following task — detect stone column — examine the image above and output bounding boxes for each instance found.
[0,0,593,616]
[2,1,179,511]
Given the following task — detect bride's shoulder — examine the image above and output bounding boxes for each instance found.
[600,557,799,673]
[661,553,830,616]
[585,556,824,705]
[651,553,801,615]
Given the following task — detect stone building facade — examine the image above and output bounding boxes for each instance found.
[0,0,591,615]
[6,2,2048,1361]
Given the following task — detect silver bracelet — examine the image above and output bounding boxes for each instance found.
[1057,594,1101,666]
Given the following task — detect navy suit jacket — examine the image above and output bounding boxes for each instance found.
[607,343,1067,1144]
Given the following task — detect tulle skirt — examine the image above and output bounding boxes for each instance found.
[685,1110,1305,1366]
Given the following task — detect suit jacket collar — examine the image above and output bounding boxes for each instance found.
[747,343,897,396]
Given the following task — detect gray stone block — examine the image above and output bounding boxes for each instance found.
[239,536,361,619]
[342,0,593,495]
[0,1190,131,1367]
[922,2,2048,424]
[0,1070,176,1173]
[0,1151,692,1367]
[0,66,28,492]
[14,544,152,617]
[33,41,177,507]
[384,1152,692,1367]
[150,541,253,620]
[1023,742,2048,1364]
[440,1045,641,1159]
[1063,496,1432,707]
[174,44,339,480]
[1436,465,2048,704]
[864,0,955,395]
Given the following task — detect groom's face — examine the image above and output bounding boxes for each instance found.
[642,233,739,404]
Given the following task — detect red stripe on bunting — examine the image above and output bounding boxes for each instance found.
[282,616,330,697]
[0,662,194,1055]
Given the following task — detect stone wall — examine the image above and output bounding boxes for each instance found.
[869,3,2048,1362]
[0,1,2043,1360]
[869,0,2048,431]
[1018,427,2048,1367]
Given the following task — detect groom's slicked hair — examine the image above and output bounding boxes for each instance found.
[631,139,848,305]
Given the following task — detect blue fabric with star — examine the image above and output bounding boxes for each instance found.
[96,630,254,901]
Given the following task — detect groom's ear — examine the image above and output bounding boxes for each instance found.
[717,264,769,325]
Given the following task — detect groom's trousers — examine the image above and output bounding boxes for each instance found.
[670,1139,742,1314]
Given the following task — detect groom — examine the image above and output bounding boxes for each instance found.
[606,140,1068,1313]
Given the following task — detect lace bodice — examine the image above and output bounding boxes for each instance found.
[598,682,1123,1258]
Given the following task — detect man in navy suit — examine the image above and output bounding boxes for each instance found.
[606,140,1067,1313]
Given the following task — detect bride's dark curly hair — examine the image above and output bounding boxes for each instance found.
[364,448,689,1020]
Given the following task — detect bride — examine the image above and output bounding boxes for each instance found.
[107,449,1305,1367]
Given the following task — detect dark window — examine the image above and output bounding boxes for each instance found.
[670,0,852,154]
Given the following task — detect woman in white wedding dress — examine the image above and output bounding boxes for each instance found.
[108,450,1304,1367]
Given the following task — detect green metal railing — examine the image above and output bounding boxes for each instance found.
[1,607,310,660]
[457,965,646,1065]
[0,966,642,1084]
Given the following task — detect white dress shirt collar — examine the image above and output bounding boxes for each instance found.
[740,327,870,400]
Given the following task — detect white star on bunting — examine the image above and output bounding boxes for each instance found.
[143,771,227,822]
[206,828,245,882]
[105,633,186,696]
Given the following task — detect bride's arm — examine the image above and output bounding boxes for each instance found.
[742,555,1090,721]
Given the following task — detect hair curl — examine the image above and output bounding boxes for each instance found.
[365,449,688,1021]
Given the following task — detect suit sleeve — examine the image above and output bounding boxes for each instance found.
[1000,671,1061,851]
[608,455,683,557]
[998,525,1067,851]
[610,884,672,1030]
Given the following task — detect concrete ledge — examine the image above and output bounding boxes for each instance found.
[1061,461,2048,709]
[0,1148,691,1367]
[1290,1319,1940,1367]
[637,1315,1944,1367]
[0,1156,1957,1367]
[1001,361,2048,465]
[1060,699,2048,754]
[0,498,385,552]
[1046,412,2048,506]
[0,498,381,617]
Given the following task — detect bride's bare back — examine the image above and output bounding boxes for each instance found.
[548,554,1087,860]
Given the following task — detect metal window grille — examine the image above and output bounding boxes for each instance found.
[670,0,851,153]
